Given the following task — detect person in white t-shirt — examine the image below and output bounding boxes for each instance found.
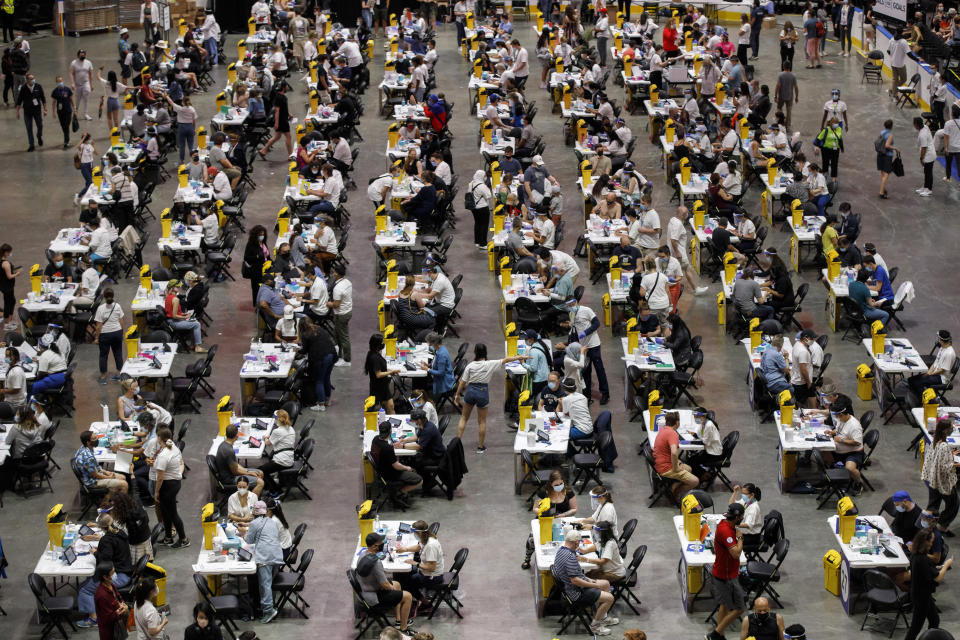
[915,116,936,196]
[908,330,956,396]
[93,288,125,383]
[368,164,401,204]
[820,88,848,130]
[327,263,352,366]
[454,343,526,450]
[638,256,671,324]
[790,329,817,407]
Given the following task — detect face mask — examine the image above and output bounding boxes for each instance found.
[590,496,601,508]
[740,495,752,506]
[3,357,9,365]
[412,400,423,408]
[569,306,579,316]
[428,346,436,354]
[54,260,64,268]
[895,505,906,513]
[548,381,558,391]
[830,411,839,422]
[238,488,248,496]
[920,519,931,529]
[258,235,265,241]
[133,386,140,394]
[755,612,770,623]
[553,483,565,492]
[57,81,64,87]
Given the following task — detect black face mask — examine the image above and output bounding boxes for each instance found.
[755,612,770,623]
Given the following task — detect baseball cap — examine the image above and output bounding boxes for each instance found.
[365,532,386,546]
[562,377,577,392]
[119,28,128,35]
[522,329,539,340]
[488,93,500,102]
[252,500,267,515]
[531,154,544,165]
[283,305,294,320]
[892,490,911,503]
[184,271,199,283]
[799,328,817,340]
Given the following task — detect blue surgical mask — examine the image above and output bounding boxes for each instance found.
[55,260,64,267]
[548,381,558,391]
[3,357,9,365]
[920,519,931,529]
[553,483,565,492]
[895,505,906,513]
[428,346,436,354]
[57,81,64,87]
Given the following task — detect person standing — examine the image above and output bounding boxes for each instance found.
[737,15,751,67]
[327,262,352,367]
[943,104,960,184]
[559,297,609,405]
[289,9,310,69]
[921,417,960,537]
[164,91,196,163]
[140,1,158,44]
[915,116,935,197]
[815,117,843,183]
[200,9,221,65]
[803,11,821,68]
[75,132,95,199]
[594,7,610,69]
[153,427,189,548]
[50,75,74,148]
[774,61,798,129]
[778,21,798,68]
[0,243,19,330]
[0,0,12,43]
[887,32,910,96]
[244,500,284,624]
[749,0,764,59]
[242,225,269,306]
[837,0,853,56]
[14,71,44,151]
[876,118,896,199]
[93,288,125,385]
[258,81,292,158]
[903,528,953,640]
[467,169,492,249]
[70,49,94,120]
[706,502,746,640]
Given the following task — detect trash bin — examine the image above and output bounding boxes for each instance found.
[823,550,841,596]
[856,364,873,401]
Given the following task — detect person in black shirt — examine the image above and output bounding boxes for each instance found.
[837,236,861,269]
[635,301,661,337]
[302,318,337,410]
[739,596,784,640]
[711,216,736,257]
[762,254,794,311]
[258,81,291,158]
[891,490,923,543]
[613,235,643,272]
[396,408,446,494]
[50,75,74,147]
[365,333,401,413]
[370,421,422,507]
[663,314,693,368]
[14,71,45,151]
[905,528,954,640]
[42,252,76,282]
[215,424,265,495]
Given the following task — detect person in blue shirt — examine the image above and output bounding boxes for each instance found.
[401,170,438,227]
[423,332,454,400]
[256,273,286,329]
[544,263,574,322]
[499,145,523,177]
[849,267,889,327]
[521,328,552,398]
[837,202,860,243]
[244,501,284,623]
[863,255,895,303]
[759,335,793,395]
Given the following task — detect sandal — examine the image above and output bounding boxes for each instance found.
[878,192,888,199]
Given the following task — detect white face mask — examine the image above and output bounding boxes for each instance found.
[238,488,248,496]
[553,483,565,493]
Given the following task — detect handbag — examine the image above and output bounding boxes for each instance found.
[892,151,904,177]
[72,113,80,133]
[113,617,128,640]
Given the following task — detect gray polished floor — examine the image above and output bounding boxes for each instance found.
[1,15,959,640]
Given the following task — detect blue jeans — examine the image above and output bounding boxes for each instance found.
[78,572,130,614]
[751,304,775,321]
[812,194,830,218]
[864,307,889,328]
[463,382,490,408]
[30,372,66,394]
[171,318,202,345]
[79,162,93,197]
[204,37,219,65]
[24,110,42,148]
[257,564,279,616]
[313,352,335,403]
[309,200,336,215]
[176,122,195,163]
[361,8,373,28]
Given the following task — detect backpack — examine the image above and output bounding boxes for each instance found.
[131,51,146,74]
[815,20,825,37]
[873,132,888,153]
[463,183,480,210]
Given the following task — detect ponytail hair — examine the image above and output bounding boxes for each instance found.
[743,482,762,502]
[157,426,174,449]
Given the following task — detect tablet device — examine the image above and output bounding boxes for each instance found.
[255,419,269,430]
[79,524,95,536]
[398,522,413,533]
[388,418,401,428]
[247,436,262,448]
[237,547,253,562]
[63,547,78,565]
[536,429,551,443]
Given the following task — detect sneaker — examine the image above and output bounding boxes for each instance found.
[695,286,709,295]
[334,359,351,367]
[915,187,925,193]
[171,537,191,549]
[77,617,98,628]
[84,114,92,120]
[307,404,323,411]
[476,446,487,454]
[110,374,122,381]
[602,615,620,625]
[919,189,932,197]
[599,394,610,405]
[944,177,952,182]
[706,632,725,640]
[98,378,108,386]
[38,136,43,147]
[260,609,278,624]
[590,623,612,636]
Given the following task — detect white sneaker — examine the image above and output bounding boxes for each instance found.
[943,177,952,182]
[334,359,351,367]
[317,404,327,411]
[694,286,709,295]
[307,404,322,411]
[590,623,612,636]
[602,615,620,625]
[83,114,92,120]
[915,187,925,193]
[919,189,932,197]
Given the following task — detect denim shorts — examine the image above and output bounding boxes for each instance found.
[106,96,120,113]
[463,383,489,408]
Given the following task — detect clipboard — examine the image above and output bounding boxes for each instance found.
[114,450,134,475]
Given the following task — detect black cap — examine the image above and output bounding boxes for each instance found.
[799,329,817,340]
[562,377,577,392]
[832,396,853,415]
[365,532,385,546]
[522,329,539,340]
[725,502,745,519]
[939,330,952,342]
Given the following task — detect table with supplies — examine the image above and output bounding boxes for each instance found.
[22,282,78,315]
[207,416,272,466]
[361,414,416,496]
[643,410,705,455]
[211,107,249,130]
[386,138,420,165]
[32,523,99,592]
[78,182,117,207]
[382,275,429,304]
[788,215,825,273]
[512,412,572,494]
[121,342,178,380]
[131,280,170,328]
[157,224,204,254]
[173,182,216,205]
[239,342,299,403]
[673,513,747,613]
[375,221,418,250]
[499,273,551,307]
[821,268,879,332]
[480,136,517,157]
[192,523,257,579]
[528,517,598,617]
[49,228,91,255]
[393,104,429,123]
[88,420,144,470]
[688,217,739,276]
[675,173,710,201]
[912,407,960,463]
[861,338,927,412]
[826,514,909,614]
[775,409,836,493]
[102,143,142,165]
[351,520,418,575]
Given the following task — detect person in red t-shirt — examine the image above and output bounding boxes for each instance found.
[662,19,680,58]
[708,502,746,640]
[652,412,700,500]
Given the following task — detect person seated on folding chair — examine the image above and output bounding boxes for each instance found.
[578,520,627,586]
[3,405,42,459]
[730,483,764,549]
[734,270,774,321]
[862,255,894,310]
[686,408,724,481]
[394,408,446,496]
[394,520,445,612]
[256,272,286,331]
[356,533,415,634]
[413,265,455,330]
[908,329,955,398]
[259,408,296,497]
[30,333,68,396]
[522,469,578,569]
[823,395,865,492]
[164,280,208,353]
[849,267,888,329]
[837,236,861,269]
[371,421,422,508]
[552,527,619,636]
[652,412,700,500]
[538,371,567,412]
[273,305,300,345]
[759,334,792,396]
[739,596,784,640]
[556,377,593,455]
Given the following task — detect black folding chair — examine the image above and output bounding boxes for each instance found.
[28,573,76,640]
[71,456,109,520]
[192,573,241,640]
[273,548,313,618]
[347,568,392,639]
[518,449,553,503]
[555,589,597,635]
[744,538,790,608]
[858,427,880,491]
[699,431,740,491]
[610,544,647,615]
[570,431,612,494]
[811,448,851,509]
[618,518,638,547]
[640,441,680,507]
[860,569,909,636]
[424,547,468,620]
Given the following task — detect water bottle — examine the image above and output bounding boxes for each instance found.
[374,514,381,533]
[378,408,386,425]
[257,338,264,363]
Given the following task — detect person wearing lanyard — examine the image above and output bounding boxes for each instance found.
[93,287,125,384]
[50,75,74,148]
[163,91,196,163]
[520,328,552,404]
[559,297,609,405]
[455,343,526,453]
[14,71,45,151]
[815,117,843,182]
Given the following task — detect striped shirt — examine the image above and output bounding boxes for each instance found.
[552,545,586,601]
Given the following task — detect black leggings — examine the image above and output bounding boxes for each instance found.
[57,108,72,145]
[471,206,490,246]
[779,44,794,68]
[924,161,934,190]
[904,595,939,640]
[98,329,124,374]
[946,152,958,180]
[1,286,13,320]
[927,484,960,530]
[248,274,262,306]
[158,479,186,540]
[821,147,839,179]
[259,459,292,491]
